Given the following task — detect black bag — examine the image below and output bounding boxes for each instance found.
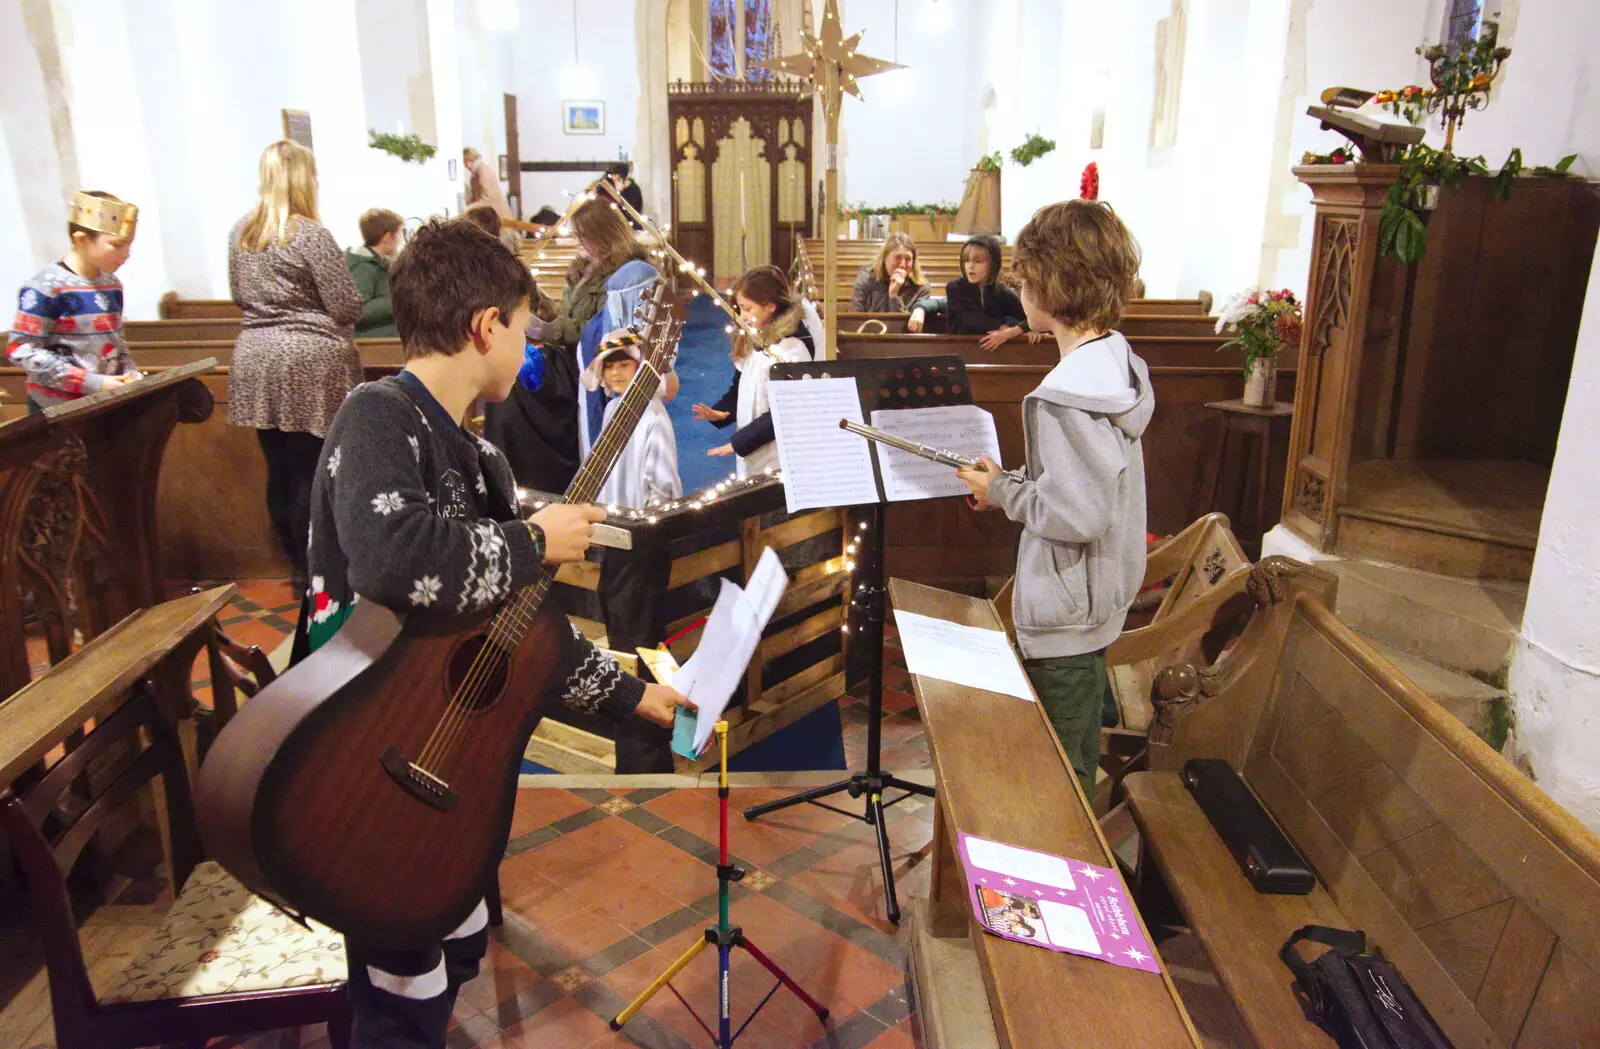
[1279,926,1455,1049]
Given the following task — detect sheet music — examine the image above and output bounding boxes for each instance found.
[768,378,881,514]
[671,548,790,756]
[869,405,1002,502]
[892,610,1035,702]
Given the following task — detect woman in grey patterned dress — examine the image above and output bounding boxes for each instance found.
[228,140,362,594]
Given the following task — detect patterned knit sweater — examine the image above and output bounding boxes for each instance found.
[8,261,135,407]
[305,372,644,721]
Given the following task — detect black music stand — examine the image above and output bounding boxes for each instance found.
[743,355,974,924]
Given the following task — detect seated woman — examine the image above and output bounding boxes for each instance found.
[849,232,931,315]
[946,235,1045,351]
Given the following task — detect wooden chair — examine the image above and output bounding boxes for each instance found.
[0,688,350,1049]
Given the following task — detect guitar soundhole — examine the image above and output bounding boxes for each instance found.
[445,634,509,715]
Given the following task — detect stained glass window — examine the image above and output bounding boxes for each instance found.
[1443,0,1483,58]
[708,0,737,79]
[744,0,774,82]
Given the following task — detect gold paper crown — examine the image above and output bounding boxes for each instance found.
[68,192,138,238]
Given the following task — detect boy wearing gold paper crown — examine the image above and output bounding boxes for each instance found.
[8,191,142,411]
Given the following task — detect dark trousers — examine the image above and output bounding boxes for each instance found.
[1023,650,1112,802]
[600,547,674,773]
[345,901,490,1049]
[256,428,323,588]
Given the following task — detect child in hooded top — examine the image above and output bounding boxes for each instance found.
[945,235,1048,351]
[584,328,682,509]
[956,200,1152,803]
[691,265,822,478]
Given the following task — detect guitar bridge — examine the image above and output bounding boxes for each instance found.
[380,746,459,812]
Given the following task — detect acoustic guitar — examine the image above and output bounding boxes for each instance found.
[197,283,682,948]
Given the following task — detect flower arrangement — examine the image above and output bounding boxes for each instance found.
[1300,144,1357,166]
[974,151,1004,173]
[369,130,437,164]
[1215,289,1303,378]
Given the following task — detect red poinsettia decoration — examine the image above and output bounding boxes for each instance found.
[1080,162,1099,201]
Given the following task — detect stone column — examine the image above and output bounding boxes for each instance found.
[634,0,671,228]
[1508,250,1600,833]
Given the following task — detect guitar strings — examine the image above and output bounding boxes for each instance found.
[415,298,673,767]
[419,318,673,767]
[413,308,680,775]
[420,347,672,770]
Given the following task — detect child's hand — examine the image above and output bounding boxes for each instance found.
[956,456,1002,509]
[907,308,926,334]
[978,326,1021,352]
[692,403,730,422]
[707,444,735,457]
[531,502,606,563]
[104,373,139,386]
[1025,330,1049,344]
[636,683,695,727]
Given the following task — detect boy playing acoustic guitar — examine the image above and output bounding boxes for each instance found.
[304,218,691,1047]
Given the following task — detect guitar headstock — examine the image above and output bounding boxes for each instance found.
[631,278,682,375]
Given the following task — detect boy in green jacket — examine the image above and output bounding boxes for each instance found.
[346,208,403,337]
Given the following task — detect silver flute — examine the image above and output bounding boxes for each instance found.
[838,419,984,470]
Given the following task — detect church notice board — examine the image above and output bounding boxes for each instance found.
[888,578,1200,1048]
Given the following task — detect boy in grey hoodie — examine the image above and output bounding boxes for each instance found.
[958,200,1150,802]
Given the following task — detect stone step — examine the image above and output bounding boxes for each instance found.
[1328,560,1526,676]
[1360,636,1510,747]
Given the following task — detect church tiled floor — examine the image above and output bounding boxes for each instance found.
[5,580,933,1049]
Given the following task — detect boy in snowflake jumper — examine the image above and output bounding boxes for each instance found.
[303,219,692,1049]
[8,191,141,410]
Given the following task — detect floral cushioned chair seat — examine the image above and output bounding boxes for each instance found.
[99,860,346,1004]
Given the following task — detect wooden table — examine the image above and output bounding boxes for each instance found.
[889,579,1200,1049]
[1197,399,1294,556]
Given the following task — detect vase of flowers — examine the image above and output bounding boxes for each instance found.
[1216,289,1302,408]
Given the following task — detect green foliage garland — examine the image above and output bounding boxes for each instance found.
[368,130,437,164]
[1010,133,1057,168]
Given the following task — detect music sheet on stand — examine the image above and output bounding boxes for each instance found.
[768,378,880,514]
[869,404,1001,502]
[670,547,789,756]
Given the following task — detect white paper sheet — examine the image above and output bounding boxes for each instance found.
[868,405,1002,502]
[768,378,881,514]
[892,610,1035,702]
[671,547,790,754]
[965,837,1076,889]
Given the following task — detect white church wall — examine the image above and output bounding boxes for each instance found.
[835,0,978,214]
[0,0,461,319]
[513,0,639,221]
[1509,251,1600,834]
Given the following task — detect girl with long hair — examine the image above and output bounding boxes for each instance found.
[692,265,822,478]
[228,140,362,597]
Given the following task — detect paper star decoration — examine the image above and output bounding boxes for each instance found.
[1078,865,1105,882]
[1125,947,1149,964]
[761,0,904,120]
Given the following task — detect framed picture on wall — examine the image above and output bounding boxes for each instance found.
[563,100,605,135]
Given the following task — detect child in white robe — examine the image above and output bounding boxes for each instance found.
[583,329,682,509]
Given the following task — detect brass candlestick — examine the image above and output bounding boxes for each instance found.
[1419,20,1511,153]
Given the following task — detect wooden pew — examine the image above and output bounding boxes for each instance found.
[1125,558,1600,1049]
[837,310,1221,339]
[1,364,278,887]
[890,578,1202,1049]
[836,331,1295,588]
[157,292,240,320]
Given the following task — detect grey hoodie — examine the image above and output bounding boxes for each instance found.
[988,331,1154,659]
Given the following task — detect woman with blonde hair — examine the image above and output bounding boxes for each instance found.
[848,231,931,314]
[229,139,362,597]
[484,190,667,492]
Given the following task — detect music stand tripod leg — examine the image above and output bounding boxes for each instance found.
[612,722,827,1046]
